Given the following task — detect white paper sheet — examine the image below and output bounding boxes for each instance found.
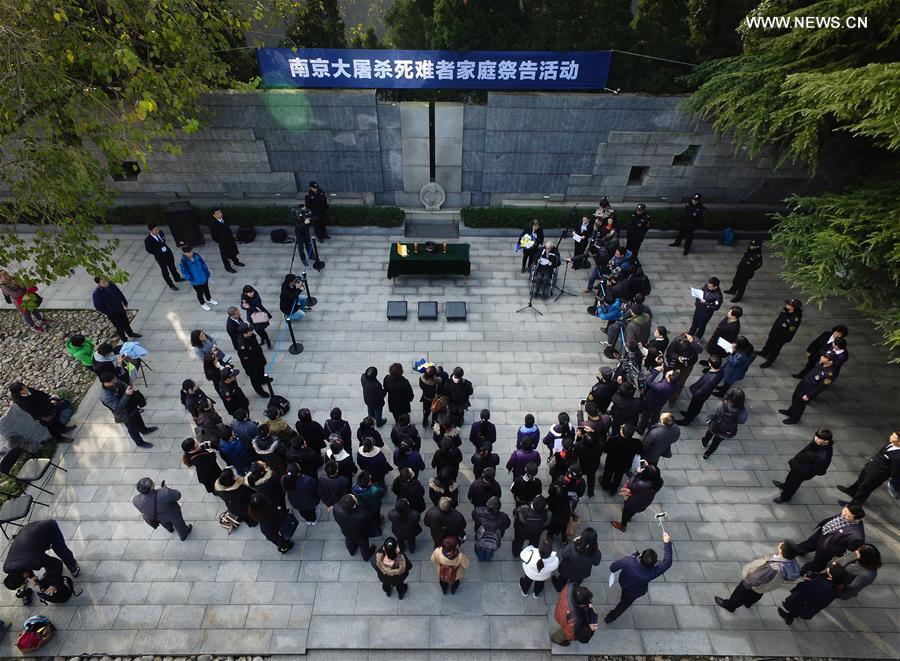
[690,287,704,300]
[717,337,735,353]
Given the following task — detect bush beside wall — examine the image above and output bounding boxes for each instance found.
[105,205,405,227]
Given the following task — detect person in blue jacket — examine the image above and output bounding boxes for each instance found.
[712,336,756,397]
[179,245,218,310]
[605,531,673,622]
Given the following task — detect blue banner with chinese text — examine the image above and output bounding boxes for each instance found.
[257,48,610,90]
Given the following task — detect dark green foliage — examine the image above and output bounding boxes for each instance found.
[460,206,778,231]
[281,0,348,49]
[629,0,695,93]
[104,205,405,228]
[349,23,382,49]
[384,0,435,49]
[429,0,526,50]
[687,0,758,61]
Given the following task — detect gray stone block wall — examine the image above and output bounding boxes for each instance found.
[106,89,812,205]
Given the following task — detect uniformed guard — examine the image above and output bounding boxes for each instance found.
[780,351,836,424]
[724,241,763,302]
[757,299,803,368]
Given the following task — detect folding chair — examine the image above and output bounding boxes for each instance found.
[0,489,48,540]
[0,447,67,496]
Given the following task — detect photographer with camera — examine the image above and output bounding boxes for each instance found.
[279,273,310,322]
[604,302,651,360]
[292,204,315,267]
[99,370,155,448]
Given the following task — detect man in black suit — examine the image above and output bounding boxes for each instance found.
[772,429,834,503]
[210,208,244,272]
[838,432,900,505]
[144,224,184,290]
[796,504,865,574]
[793,324,847,378]
[304,181,331,241]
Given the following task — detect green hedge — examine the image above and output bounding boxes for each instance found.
[105,205,405,228]
[460,206,780,232]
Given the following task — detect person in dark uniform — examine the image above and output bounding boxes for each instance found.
[778,561,848,625]
[772,429,834,503]
[669,193,704,255]
[757,299,803,368]
[688,277,723,337]
[793,324,847,379]
[586,366,617,413]
[144,224,185,291]
[723,241,763,302]
[779,351,836,425]
[837,432,900,505]
[795,504,865,574]
[209,208,244,272]
[518,219,544,273]
[625,204,651,257]
[237,326,271,397]
[305,181,331,241]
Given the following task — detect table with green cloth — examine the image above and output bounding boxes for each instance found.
[387,243,471,279]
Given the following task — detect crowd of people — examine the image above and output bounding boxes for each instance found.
[3,193,897,649]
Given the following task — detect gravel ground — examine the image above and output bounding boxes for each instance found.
[0,309,126,409]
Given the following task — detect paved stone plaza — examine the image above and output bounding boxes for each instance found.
[1,228,897,659]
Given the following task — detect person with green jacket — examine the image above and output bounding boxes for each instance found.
[66,334,95,368]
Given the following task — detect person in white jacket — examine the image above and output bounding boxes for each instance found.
[520,536,559,598]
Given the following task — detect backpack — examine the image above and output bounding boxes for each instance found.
[16,616,54,652]
[267,394,290,418]
[475,524,502,551]
[270,229,293,244]
[715,406,741,438]
[236,225,256,243]
[721,227,735,246]
[628,272,652,297]
[38,575,81,604]
[324,419,349,438]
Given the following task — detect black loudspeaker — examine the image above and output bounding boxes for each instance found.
[418,301,439,321]
[387,301,408,320]
[236,225,256,243]
[446,301,467,321]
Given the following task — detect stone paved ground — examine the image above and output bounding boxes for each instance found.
[0,229,897,658]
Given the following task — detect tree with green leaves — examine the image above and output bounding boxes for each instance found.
[0,0,269,285]
[683,0,900,360]
[281,0,348,49]
[349,23,382,49]
[384,0,435,49]
[523,0,633,51]
[429,0,525,50]
[630,0,695,92]
[687,0,759,61]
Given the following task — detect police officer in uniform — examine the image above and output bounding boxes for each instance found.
[670,193,704,256]
[586,366,617,413]
[779,351,836,425]
[837,432,900,505]
[757,299,803,368]
[625,204,651,258]
[793,324,848,379]
[724,240,763,302]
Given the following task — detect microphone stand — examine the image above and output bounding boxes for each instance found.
[516,264,543,316]
[554,257,577,301]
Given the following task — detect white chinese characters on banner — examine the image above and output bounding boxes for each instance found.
[286,56,581,84]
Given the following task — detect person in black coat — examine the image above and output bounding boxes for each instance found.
[551,528,603,590]
[248,493,293,553]
[688,277,723,338]
[793,324,848,379]
[432,437,463,484]
[625,204,651,257]
[780,352,837,425]
[387,499,422,553]
[468,409,496,447]
[286,434,324,478]
[333,494,376,560]
[609,383,642,429]
[423,497,467,548]
[704,306,742,358]
[305,181,331,241]
[281,462,320,523]
[371,537,412,599]
[392,467,427,512]
[144,224,184,290]
[575,402,608,498]
[518,219,544,272]
[390,414,422,450]
[237,326,270,397]
[511,495,549,556]
[758,299,803,368]
[2,519,80,604]
[669,192,704,255]
[182,438,222,494]
[219,367,249,417]
[214,469,256,526]
[468,467,502,508]
[361,366,388,427]
[796,505,866,574]
[383,363,414,423]
[471,442,500,480]
[675,355,723,425]
[665,332,704,404]
[838,432,900,505]
[724,241,763,302]
[444,367,473,426]
[773,429,834,503]
[318,460,350,509]
[210,208,243,271]
[779,562,848,624]
[600,424,641,496]
[296,408,326,451]
[586,366,617,413]
[225,307,248,351]
[9,381,75,441]
[511,463,542,506]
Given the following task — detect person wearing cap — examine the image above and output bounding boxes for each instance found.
[304,181,331,240]
[625,203,651,257]
[757,299,803,368]
[724,241,763,302]
[132,477,192,540]
[179,244,218,310]
[670,192,705,255]
[372,537,412,599]
[688,277,723,338]
[793,324,849,379]
[795,504,865,574]
[779,351,837,424]
[586,366,616,413]
[2,520,80,606]
[209,208,244,272]
[772,429,834,503]
[220,366,250,417]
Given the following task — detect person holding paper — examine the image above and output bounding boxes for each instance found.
[571,214,591,269]
[703,306,742,359]
[712,336,756,397]
[605,531,673,622]
[688,277,723,337]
